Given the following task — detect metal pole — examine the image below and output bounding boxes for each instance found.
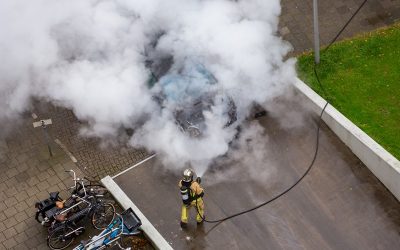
[313,0,320,64]
[41,121,53,157]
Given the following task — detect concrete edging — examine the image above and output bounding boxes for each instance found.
[101,175,173,250]
[293,78,400,201]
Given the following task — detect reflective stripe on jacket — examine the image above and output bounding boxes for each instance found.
[178,180,204,199]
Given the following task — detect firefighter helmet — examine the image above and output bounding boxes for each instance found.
[183,168,195,182]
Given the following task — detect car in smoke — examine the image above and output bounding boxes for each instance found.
[146,57,237,137]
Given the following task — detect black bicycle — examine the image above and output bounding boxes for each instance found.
[47,194,116,250]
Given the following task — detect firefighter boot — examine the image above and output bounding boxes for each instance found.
[181,204,189,228]
[195,198,205,225]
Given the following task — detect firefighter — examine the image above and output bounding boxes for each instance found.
[179,168,205,228]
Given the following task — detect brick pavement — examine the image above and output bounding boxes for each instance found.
[0,113,86,249]
[279,0,400,53]
[32,102,149,180]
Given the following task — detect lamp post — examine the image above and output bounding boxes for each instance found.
[313,0,320,64]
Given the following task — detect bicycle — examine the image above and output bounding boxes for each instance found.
[47,194,116,250]
[35,170,110,227]
[73,208,142,250]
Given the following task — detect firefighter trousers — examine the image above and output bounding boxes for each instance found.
[181,198,204,223]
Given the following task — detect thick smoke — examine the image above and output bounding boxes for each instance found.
[0,0,296,174]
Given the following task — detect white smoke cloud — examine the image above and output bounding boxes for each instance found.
[0,0,296,174]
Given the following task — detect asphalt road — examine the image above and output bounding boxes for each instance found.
[114,106,400,250]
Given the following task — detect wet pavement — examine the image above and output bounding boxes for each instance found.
[114,105,400,250]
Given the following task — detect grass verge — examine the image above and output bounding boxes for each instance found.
[297,22,400,160]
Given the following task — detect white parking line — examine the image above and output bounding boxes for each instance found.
[54,138,78,163]
[112,154,156,179]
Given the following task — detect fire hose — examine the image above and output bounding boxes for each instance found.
[194,0,368,224]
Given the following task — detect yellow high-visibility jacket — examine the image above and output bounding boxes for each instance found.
[179,180,204,199]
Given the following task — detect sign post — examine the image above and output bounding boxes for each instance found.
[33,119,53,157]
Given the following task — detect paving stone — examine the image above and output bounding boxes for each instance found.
[35,191,49,201]
[0,212,6,222]
[36,181,50,192]
[46,184,60,194]
[35,242,48,250]
[15,182,29,193]
[5,178,18,189]
[37,171,50,182]
[16,154,28,164]
[16,163,29,174]
[23,226,39,237]
[14,172,29,184]
[25,235,41,249]
[24,206,37,217]
[5,187,18,198]
[13,222,26,234]
[2,237,17,249]
[0,173,8,184]
[0,232,5,243]
[0,183,7,193]
[4,197,18,209]
[14,202,28,213]
[14,191,28,202]
[25,166,40,178]
[46,168,56,177]
[3,217,18,229]
[47,175,61,187]
[3,228,17,239]
[36,163,50,172]
[57,182,67,191]
[25,186,39,197]
[13,242,29,250]
[0,201,6,211]
[3,207,18,218]
[14,212,28,223]
[26,176,39,187]
[23,217,36,228]
[24,195,39,208]
[6,168,19,179]
[13,232,28,244]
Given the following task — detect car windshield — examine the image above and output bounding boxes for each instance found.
[157,62,217,104]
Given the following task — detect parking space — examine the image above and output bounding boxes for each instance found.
[114,110,400,249]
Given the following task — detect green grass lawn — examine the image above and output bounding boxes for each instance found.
[297,22,400,160]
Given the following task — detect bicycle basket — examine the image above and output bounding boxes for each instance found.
[121,208,142,232]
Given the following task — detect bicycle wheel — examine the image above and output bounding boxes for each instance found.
[47,225,75,250]
[91,203,115,229]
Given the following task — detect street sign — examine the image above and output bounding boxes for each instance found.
[33,119,52,128]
